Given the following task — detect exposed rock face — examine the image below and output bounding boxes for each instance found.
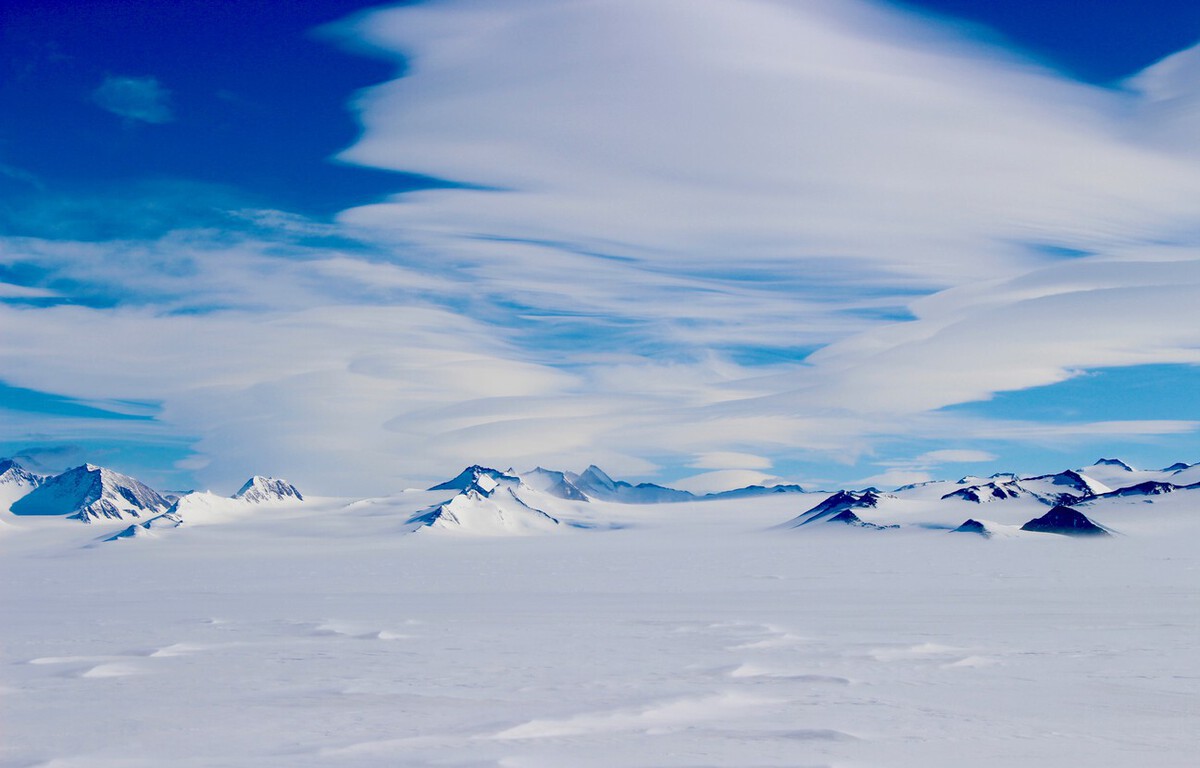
[428,465,518,492]
[10,464,167,523]
[233,476,303,503]
[1020,506,1110,537]
[951,519,990,537]
[781,490,886,528]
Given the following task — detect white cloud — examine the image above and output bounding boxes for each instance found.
[92,75,173,124]
[8,1,1200,492]
[689,452,773,470]
[916,450,997,464]
[671,469,782,495]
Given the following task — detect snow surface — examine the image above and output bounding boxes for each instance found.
[1,462,1199,766]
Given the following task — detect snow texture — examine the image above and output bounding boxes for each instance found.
[2,458,1199,766]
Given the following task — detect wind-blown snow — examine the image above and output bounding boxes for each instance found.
[2,456,1198,766]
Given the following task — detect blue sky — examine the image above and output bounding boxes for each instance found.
[2,0,1200,494]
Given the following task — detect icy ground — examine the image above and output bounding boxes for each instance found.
[2,490,1198,767]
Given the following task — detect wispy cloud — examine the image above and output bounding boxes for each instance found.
[92,75,173,124]
[6,1,1200,492]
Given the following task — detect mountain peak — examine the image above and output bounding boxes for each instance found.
[1020,506,1110,537]
[428,465,517,492]
[10,463,167,523]
[233,476,303,503]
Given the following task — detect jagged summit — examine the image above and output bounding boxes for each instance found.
[234,476,303,504]
[429,465,518,492]
[943,480,1024,504]
[567,465,693,503]
[408,484,561,535]
[10,464,167,523]
[521,467,589,501]
[0,458,43,485]
[781,489,886,528]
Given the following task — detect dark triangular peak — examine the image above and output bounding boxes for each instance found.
[825,508,897,530]
[1020,506,1110,537]
[428,465,518,492]
[950,519,990,537]
[1164,461,1194,472]
[1093,458,1135,471]
[781,489,885,528]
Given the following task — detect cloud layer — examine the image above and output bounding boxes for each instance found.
[5,0,1200,492]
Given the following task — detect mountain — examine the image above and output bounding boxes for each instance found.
[1020,506,1111,537]
[705,483,806,500]
[10,464,168,523]
[567,465,694,503]
[428,465,519,492]
[233,476,303,503]
[942,480,1025,504]
[520,467,589,501]
[1097,481,1179,498]
[408,475,561,535]
[1016,470,1111,505]
[105,511,184,541]
[949,519,1026,539]
[0,458,45,511]
[1092,458,1135,471]
[780,490,887,528]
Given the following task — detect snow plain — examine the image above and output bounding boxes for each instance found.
[2,483,1198,767]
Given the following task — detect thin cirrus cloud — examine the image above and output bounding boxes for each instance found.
[91,75,173,124]
[5,0,1200,493]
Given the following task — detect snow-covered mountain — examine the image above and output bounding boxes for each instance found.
[566,465,694,503]
[520,467,589,501]
[704,483,806,500]
[7,454,1200,544]
[409,472,562,535]
[0,458,44,512]
[10,464,168,523]
[428,465,520,492]
[780,490,888,528]
[233,476,303,503]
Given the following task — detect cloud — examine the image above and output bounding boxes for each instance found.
[671,469,782,495]
[689,452,774,470]
[92,75,173,124]
[6,1,1200,492]
[915,450,997,464]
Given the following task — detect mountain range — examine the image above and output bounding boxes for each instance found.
[2,456,1197,541]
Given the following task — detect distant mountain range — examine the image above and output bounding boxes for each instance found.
[2,456,1197,541]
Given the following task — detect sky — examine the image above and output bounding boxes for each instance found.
[2,0,1200,495]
